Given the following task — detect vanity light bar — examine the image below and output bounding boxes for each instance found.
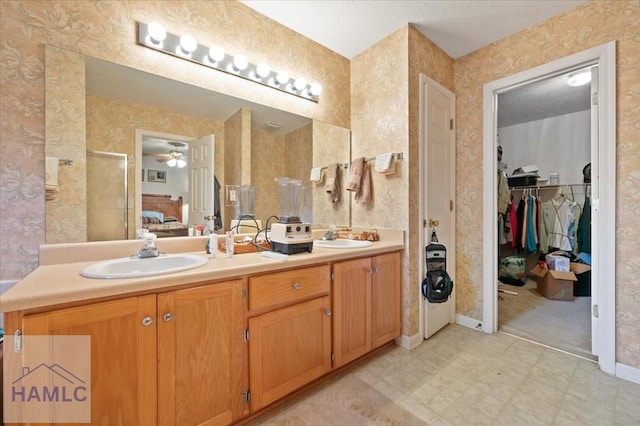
[137,22,322,102]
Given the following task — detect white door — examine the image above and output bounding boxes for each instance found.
[188,134,215,228]
[422,76,456,338]
[589,66,599,356]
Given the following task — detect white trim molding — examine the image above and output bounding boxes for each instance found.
[482,41,617,375]
[456,314,483,331]
[616,363,640,385]
[396,333,424,350]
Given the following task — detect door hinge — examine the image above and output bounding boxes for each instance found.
[243,328,249,343]
[450,118,454,130]
[242,286,247,303]
[450,200,454,211]
[331,352,334,363]
[242,389,250,405]
[423,219,427,228]
[14,329,22,353]
[593,304,599,318]
[592,92,599,106]
[330,272,334,281]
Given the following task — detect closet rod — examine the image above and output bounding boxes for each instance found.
[509,183,590,191]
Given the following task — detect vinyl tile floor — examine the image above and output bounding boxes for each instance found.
[249,324,640,425]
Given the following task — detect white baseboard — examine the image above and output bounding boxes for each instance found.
[456,314,483,332]
[616,362,640,385]
[395,332,423,350]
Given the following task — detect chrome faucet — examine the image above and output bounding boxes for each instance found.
[137,233,159,258]
[322,225,338,241]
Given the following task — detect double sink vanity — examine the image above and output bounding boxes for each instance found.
[1,230,403,425]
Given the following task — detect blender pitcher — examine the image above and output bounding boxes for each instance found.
[275,177,301,223]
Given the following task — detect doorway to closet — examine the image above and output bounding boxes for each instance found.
[495,66,593,359]
[482,42,617,375]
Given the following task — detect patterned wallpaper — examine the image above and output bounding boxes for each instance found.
[223,108,246,227]
[0,0,349,279]
[252,126,285,223]
[454,0,640,366]
[311,120,351,228]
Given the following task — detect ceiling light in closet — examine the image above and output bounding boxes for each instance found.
[567,69,591,87]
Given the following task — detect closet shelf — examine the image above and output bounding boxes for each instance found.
[509,183,590,191]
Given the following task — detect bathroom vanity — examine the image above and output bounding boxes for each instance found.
[1,231,403,425]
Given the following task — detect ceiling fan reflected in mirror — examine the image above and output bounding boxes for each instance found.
[144,141,188,168]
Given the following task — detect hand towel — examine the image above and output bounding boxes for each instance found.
[355,161,371,203]
[325,163,341,203]
[346,156,365,192]
[310,167,323,183]
[374,152,395,175]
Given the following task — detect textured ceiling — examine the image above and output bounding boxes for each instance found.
[498,68,592,128]
[240,0,585,59]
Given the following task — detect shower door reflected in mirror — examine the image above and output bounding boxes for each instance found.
[87,151,128,241]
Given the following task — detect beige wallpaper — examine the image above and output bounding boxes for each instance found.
[285,124,313,223]
[45,46,87,244]
[454,0,640,366]
[86,95,225,238]
[311,120,351,228]
[252,127,285,223]
[223,108,246,228]
[0,0,349,279]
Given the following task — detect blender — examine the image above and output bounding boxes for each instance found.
[230,185,262,233]
[270,177,313,254]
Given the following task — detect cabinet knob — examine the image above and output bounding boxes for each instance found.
[325,310,332,316]
[163,313,173,322]
[292,282,301,290]
[368,268,375,274]
[142,316,153,326]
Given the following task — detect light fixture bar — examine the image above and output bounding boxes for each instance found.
[137,22,321,102]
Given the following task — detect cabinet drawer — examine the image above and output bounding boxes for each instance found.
[249,265,330,311]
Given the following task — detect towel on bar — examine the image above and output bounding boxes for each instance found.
[346,156,365,192]
[310,167,324,183]
[355,161,372,203]
[374,152,395,175]
[324,163,341,203]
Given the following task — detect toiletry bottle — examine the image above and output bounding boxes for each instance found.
[226,231,234,258]
[207,233,217,258]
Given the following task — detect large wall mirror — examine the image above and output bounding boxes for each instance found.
[44,45,350,243]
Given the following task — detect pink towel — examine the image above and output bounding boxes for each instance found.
[346,156,365,192]
[355,162,371,203]
[324,163,341,203]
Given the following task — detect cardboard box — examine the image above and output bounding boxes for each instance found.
[529,265,576,301]
[545,254,570,272]
[571,262,592,296]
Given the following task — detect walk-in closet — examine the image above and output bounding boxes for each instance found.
[496,67,595,359]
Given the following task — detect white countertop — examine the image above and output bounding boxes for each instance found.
[1,232,404,313]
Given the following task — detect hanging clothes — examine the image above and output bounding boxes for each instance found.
[498,171,510,216]
[514,196,526,250]
[510,195,518,246]
[525,194,538,253]
[577,195,591,254]
[547,195,580,252]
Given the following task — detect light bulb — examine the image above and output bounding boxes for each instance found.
[233,54,248,71]
[309,83,322,96]
[208,45,225,63]
[166,158,177,168]
[293,77,307,91]
[179,34,197,55]
[255,63,270,79]
[567,70,591,87]
[275,71,290,86]
[177,158,187,168]
[147,22,167,43]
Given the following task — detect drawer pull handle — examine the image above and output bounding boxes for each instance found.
[292,282,301,290]
[163,313,173,322]
[142,316,153,326]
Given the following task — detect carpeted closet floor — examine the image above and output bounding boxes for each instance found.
[498,278,593,360]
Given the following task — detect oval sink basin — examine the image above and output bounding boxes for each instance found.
[314,239,373,249]
[81,254,208,279]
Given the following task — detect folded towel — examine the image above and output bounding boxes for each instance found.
[325,163,341,203]
[355,161,371,203]
[45,156,59,188]
[310,167,323,183]
[346,156,365,192]
[374,152,395,175]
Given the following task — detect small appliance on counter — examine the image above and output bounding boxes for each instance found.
[230,185,262,233]
[270,177,313,255]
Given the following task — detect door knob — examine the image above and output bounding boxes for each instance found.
[163,313,173,322]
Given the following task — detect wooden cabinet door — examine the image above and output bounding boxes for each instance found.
[157,280,247,426]
[20,295,158,426]
[249,296,332,411]
[332,257,372,368]
[371,252,402,348]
